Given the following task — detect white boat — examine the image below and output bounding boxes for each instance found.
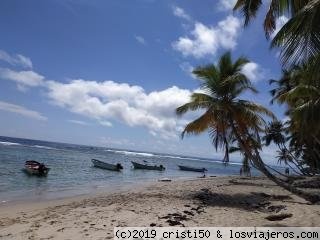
[131,161,165,171]
[91,159,123,171]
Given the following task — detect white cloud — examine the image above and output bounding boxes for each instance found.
[0,101,47,121]
[0,50,33,69]
[68,119,90,126]
[271,15,289,38]
[0,68,45,89]
[173,6,192,21]
[241,62,265,82]
[217,0,236,11]
[135,35,146,45]
[99,120,113,127]
[179,62,196,79]
[172,16,241,58]
[46,79,192,139]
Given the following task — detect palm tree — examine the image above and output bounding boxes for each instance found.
[263,120,304,174]
[263,120,286,147]
[270,61,320,174]
[176,52,320,203]
[233,0,320,67]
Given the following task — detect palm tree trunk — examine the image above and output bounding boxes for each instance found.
[251,148,320,203]
[264,164,289,178]
[279,143,307,176]
[288,162,303,176]
[230,122,320,203]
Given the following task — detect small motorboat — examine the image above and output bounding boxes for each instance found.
[91,159,123,171]
[131,161,165,171]
[178,165,207,173]
[23,160,50,176]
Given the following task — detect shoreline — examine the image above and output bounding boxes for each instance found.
[0,175,208,208]
[1,176,319,239]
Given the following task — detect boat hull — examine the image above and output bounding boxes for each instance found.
[131,161,165,171]
[91,159,122,171]
[23,167,50,176]
[178,165,207,172]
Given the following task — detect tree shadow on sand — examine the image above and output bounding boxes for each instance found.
[190,189,291,213]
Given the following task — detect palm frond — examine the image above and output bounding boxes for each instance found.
[271,0,320,66]
[233,0,263,26]
[176,93,213,116]
[181,110,214,138]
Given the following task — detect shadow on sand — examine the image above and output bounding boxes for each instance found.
[190,188,291,213]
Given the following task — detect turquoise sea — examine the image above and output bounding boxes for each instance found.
[0,136,261,204]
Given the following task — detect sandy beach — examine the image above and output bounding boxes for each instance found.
[0,176,319,239]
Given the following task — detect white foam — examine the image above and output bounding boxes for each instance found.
[105,149,155,157]
[0,141,21,146]
[32,145,56,150]
[105,149,241,166]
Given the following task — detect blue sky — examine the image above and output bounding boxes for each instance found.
[0,0,288,163]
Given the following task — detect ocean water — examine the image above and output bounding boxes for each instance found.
[0,136,258,204]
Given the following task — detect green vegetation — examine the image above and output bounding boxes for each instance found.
[234,0,320,67]
[176,0,320,202]
[176,52,319,202]
[234,0,320,175]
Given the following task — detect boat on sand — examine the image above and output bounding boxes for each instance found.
[91,159,123,171]
[131,161,165,171]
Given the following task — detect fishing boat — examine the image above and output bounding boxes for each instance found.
[178,165,207,173]
[131,161,165,171]
[23,160,50,176]
[91,159,123,171]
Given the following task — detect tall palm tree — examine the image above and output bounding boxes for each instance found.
[233,0,320,67]
[270,60,320,174]
[176,52,320,203]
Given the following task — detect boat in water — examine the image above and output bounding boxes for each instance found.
[91,159,123,171]
[131,161,165,171]
[178,165,207,173]
[23,160,50,176]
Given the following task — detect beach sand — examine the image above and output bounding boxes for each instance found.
[0,176,319,239]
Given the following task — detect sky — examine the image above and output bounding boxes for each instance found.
[0,0,289,163]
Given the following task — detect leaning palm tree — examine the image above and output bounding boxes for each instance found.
[176,52,320,203]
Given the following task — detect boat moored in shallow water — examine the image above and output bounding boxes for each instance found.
[23,160,50,176]
[178,165,207,173]
[91,159,123,171]
[131,161,165,171]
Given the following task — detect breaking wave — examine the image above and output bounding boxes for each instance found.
[0,141,22,146]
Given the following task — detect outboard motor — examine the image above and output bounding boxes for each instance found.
[116,163,123,170]
[39,163,45,174]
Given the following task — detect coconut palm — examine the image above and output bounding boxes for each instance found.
[233,0,320,67]
[270,61,320,174]
[263,120,286,147]
[176,52,320,203]
[263,120,305,175]
[176,52,266,163]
